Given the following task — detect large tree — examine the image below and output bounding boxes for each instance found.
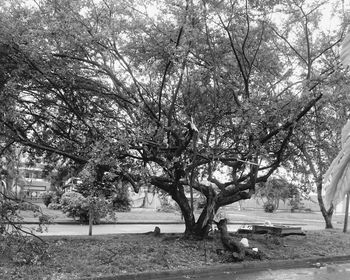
[0,0,345,237]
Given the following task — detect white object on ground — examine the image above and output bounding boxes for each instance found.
[240,238,249,248]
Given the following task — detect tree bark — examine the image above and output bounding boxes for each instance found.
[317,181,333,229]
[193,195,216,238]
[88,206,93,236]
[170,182,217,238]
[170,183,196,236]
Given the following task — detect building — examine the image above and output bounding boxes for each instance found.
[19,165,50,197]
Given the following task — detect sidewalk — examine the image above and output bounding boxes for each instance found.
[80,255,350,280]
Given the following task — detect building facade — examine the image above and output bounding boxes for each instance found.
[19,165,51,197]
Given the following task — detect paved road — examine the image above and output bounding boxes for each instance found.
[156,262,350,280]
[26,220,338,236]
[28,223,245,236]
[27,223,186,236]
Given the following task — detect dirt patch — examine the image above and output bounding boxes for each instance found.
[1,229,350,279]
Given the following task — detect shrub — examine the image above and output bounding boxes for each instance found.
[60,192,88,222]
[159,201,178,213]
[48,202,61,210]
[41,191,55,207]
[41,191,61,207]
[158,198,180,213]
[76,179,131,212]
[60,192,113,224]
[111,186,131,212]
[38,214,52,224]
[263,202,275,213]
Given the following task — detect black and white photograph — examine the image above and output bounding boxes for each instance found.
[1,0,350,279]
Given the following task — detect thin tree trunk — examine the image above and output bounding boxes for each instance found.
[317,181,333,229]
[299,139,334,229]
[89,206,93,236]
[343,193,350,233]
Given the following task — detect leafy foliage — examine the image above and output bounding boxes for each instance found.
[287,70,350,227]
[0,0,347,236]
[76,180,131,212]
[263,202,276,213]
[41,191,58,207]
[110,185,131,212]
[0,196,49,264]
[76,168,132,210]
[60,192,114,224]
[1,234,49,265]
[255,177,302,211]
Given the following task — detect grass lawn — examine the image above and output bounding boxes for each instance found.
[1,229,350,280]
[18,202,185,223]
[19,202,347,228]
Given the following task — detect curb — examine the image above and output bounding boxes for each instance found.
[19,221,185,225]
[79,255,350,280]
[19,220,307,226]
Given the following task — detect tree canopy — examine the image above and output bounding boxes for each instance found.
[0,0,347,236]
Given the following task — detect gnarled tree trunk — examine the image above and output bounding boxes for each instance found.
[193,193,216,238]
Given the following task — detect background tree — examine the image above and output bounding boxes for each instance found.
[255,177,302,212]
[290,87,350,228]
[279,0,349,228]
